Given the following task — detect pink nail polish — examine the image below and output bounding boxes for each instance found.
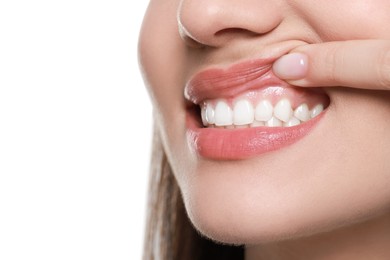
[273,53,308,80]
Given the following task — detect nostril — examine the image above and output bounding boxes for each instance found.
[212,28,260,45]
[177,0,284,48]
[214,28,258,38]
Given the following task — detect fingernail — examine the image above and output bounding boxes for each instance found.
[273,53,308,80]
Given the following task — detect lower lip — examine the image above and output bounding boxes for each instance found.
[186,112,325,160]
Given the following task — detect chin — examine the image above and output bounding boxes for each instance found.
[185,176,390,246]
[178,131,390,246]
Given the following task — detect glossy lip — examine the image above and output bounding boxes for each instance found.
[185,57,328,160]
[186,112,325,160]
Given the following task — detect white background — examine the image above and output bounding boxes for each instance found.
[0,1,151,259]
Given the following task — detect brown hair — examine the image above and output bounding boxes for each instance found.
[142,125,244,260]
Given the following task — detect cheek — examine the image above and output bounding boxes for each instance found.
[139,3,183,125]
[291,1,390,40]
[139,0,184,102]
[139,1,197,184]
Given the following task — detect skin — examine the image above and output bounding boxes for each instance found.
[139,1,390,259]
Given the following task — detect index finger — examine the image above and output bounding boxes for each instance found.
[273,40,390,90]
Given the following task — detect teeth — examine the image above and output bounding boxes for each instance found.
[236,124,249,128]
[201,105,208,126]
[255,100,273,122]
[274,98,293,123]
[250,120,265,127]
[205,102,215,124]
[311,104,324,118]
[283,116,301,127]
[201,98,325,128]
[233,99,254,126]
[266,117,283,127]
[294,103,310,122]
[214,100,233,126]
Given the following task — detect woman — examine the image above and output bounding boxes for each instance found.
[138,1,390,259]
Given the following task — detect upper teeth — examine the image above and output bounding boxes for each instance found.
[201,98,324,128]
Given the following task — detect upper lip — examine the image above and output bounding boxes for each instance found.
[185,58,285,104]
[184,40,309,104]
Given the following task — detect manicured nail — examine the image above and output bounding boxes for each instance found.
[273,53,308,80]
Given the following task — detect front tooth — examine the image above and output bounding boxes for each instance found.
[283,117,301,127]
[233,99,254,125]
[201,105,208,126]
[214,100,233,126]
[255,100,273,122]
[251,120,265,127]
[205,102,215,124]
[274,98,293,122]
[311,104,324,118]
[266,117,283,127]
[294,103,310,122]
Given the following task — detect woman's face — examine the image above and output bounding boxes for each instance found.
[139,0,390,244]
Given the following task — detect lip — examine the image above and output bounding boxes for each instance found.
[185,58,283,104]
[186,111,325,160]
[185,57,327,160]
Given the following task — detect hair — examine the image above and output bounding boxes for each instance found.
[142,125,244,260]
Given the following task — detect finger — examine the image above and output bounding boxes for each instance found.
[272,40,390,90]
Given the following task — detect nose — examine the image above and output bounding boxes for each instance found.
[177,0,284,47]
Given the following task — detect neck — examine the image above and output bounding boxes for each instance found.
[245,213,390,260]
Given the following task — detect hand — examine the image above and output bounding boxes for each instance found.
[272,40,390,90]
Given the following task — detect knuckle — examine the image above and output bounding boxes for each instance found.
[377,48,390,90]
[323,44,344,85]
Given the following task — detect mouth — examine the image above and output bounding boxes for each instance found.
[199,87,328,128]
[185,58,330,160]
